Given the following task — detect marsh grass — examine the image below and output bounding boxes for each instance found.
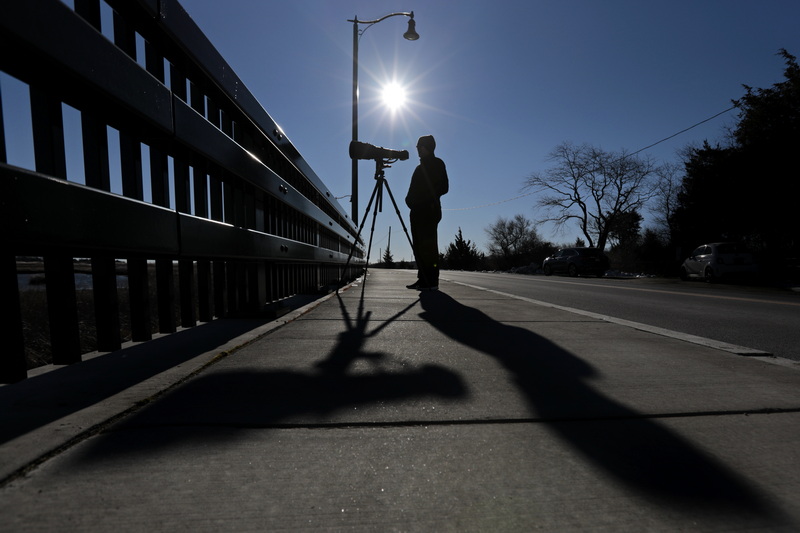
[17,260,185,370]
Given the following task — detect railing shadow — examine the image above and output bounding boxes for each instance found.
[0,318,281,445]
[417,289,783,522]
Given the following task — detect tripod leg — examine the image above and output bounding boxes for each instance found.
[382,179,414,251]
[364,180,383,272]
[338,178,382,291]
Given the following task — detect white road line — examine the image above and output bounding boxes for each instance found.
[496,275,800,307]
[446,279,774,358]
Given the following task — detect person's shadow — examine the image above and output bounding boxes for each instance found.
[418,289,784,522]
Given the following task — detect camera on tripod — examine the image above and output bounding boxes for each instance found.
[339,141,415,292]
[349,140,409,161]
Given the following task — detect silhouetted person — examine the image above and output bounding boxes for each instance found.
[405,135,448,290]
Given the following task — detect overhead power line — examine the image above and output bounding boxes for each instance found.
[626,105,736,158]
[444,191,535,211]
[443,105,737,212]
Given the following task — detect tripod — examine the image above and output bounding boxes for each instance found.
[338,158,415,293]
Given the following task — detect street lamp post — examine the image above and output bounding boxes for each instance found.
[348,12,418,224]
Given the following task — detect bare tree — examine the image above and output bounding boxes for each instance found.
[485,215,535,257]
[524,142,657,250]
[484,214,550,270]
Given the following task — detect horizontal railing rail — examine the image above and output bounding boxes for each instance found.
[0,0,364,382]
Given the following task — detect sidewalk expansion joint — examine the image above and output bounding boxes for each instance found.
[109,406,800,432]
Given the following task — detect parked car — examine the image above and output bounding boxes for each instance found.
[680,242,758,282]
[542,247,609,277]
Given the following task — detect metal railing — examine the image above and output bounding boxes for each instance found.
[0,0,364,382]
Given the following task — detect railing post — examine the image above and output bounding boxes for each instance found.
[80,109,111,190]
[156,260,176,333]
[179,260,196,328]
[213,260,227,317]
[197,260,213,322]
[119,132,144,200]
[43,255,82,365]
[128,258,152,341]
[91,256,122,351]
[74,0,101,30]
[30,86,67,180]
[29,83,82,364]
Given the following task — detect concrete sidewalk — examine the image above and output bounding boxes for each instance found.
[2,269,800,531]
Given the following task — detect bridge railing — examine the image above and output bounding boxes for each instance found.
[0,0,364,382]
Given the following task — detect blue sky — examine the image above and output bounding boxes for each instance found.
[179,0,799,262]
[4,1,800,263]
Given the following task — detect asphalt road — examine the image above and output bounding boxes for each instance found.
[440,271,800,362]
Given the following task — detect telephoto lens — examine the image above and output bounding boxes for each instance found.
[349,141,409,161]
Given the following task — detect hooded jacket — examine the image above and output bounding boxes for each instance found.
[405,154,449,211]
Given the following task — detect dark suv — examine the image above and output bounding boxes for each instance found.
[542,247,609,277]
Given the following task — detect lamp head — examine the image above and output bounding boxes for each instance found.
[403,14,419,41]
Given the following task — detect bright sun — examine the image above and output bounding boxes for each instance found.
[381,82,407,111]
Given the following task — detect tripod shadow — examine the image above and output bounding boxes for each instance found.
[418,289,781,520]
[73,286,466,459]
[315,291,412,375]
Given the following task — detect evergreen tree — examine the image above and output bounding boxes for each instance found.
[444,228,484,270]
[731,48,799,254]
[382,247,394,267]
[672,49,799,258]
